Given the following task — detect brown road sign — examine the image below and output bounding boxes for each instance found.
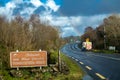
[10,51,47,68]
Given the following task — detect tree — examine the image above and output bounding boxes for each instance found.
[81,14,120,51]
[103,15,120,50]
[0,15,61,68]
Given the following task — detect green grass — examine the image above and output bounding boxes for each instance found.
[53,53,84,80]
[0,51,84,80]
[93,49,115,54]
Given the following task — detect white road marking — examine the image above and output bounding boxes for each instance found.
[75,59,78,61]
[72,57,75,59]
[95,73,106,80]
[85,66,92,70]
[79,62,84,64]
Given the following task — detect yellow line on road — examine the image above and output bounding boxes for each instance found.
[95,73,106,80]
[79,62,84,64]
[85,66,92,70]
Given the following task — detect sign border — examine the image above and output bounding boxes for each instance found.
[10,51,47,68]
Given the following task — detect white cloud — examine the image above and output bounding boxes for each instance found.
[0,2,16,20]
[41,14,109,37]
[0,0,109,37]
[6,2,16,9]
[46,0,60,12]
[40,15,82,37]
[45,15,107,29]
[31,0,43,7]
[20,7,35,19]
[0,0,61,20]
[61,27,79,37]
[69,16,82,26]
[20,7,36,16]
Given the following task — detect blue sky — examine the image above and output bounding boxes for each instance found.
[0,0,120,37]
[0,0,10,6]
[59,0,120,16]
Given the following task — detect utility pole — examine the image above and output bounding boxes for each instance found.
[104,26,106,49]
[58,50,61,72]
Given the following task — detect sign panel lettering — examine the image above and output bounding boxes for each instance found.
[10,51,47,68]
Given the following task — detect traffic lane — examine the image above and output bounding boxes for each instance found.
[61,45,120,80]
[70,43,120,60]
[61,46,104,79]
[74,54,120,79]
[92,53,120,60]
[64,52,106,80]
[66,50,120,80]
[83,52,120,61]
[78,53,120,80]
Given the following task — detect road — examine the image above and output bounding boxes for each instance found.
[61,43,120,80]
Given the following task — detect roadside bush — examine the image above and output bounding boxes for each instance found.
[48,51,58,64]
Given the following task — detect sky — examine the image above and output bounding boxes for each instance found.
[0,0,120,37]
[59,0,120,16]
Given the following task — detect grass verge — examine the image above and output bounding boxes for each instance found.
[53,53,84,80]
[0,51,84,80]
[93,49,115,54]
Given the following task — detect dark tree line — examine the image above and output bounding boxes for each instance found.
[81,15,120,51]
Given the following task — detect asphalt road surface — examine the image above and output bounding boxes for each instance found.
[61,43,120,80]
